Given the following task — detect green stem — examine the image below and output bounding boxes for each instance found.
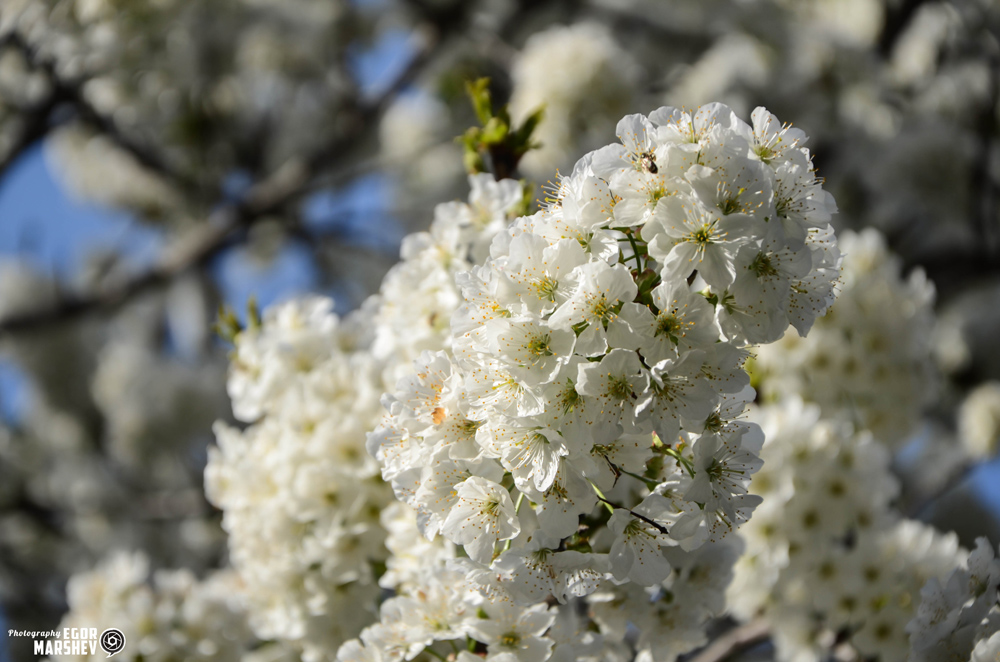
[588,480,615,515]
[616,466,659,492]
[625,229,643,271]
[664,447,696,477]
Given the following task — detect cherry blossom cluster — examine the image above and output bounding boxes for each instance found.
[207,297,393,661]
[728,230,1000,661]
[370,104,841,609]
[205,175,525,662]
[727,398,1000,661]
[729,400,941,659]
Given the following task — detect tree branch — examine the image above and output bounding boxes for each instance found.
[0,17,448,335]
[690,619,770,662]
[907,461,977,520]
[0,47,68,181]
[0,31,207,198]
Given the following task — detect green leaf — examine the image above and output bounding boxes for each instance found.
[458,79,545,178]
[246,296,262,331]
[513,106,545,154]
[213,305,243,344]
[481,116,509,144]
[465,78,493,125]
[464,147,486,174]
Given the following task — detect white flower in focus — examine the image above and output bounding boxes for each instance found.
[441,476,521,564]
[741,106,808,166]
[684,426,764,527]
[487,316,577,386]
[548,262,638,356]
[729,227,812,340]
[466,602,556,662]
[494,421,570,493]
[646,195,757,291]
[608,495,678,586]
[640,351,718,445]
[493,544,610,606]
[646,281,717,361]
[576,349,650,435]
[501,233,588,316]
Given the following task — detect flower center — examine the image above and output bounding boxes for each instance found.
[623,518,647,537]
[499,632,521,648]
[749,252,778,278]
[648,184,668,204]
[655,312,682,340]
[754,143,775,163]
[607,375,633,402]
[559,380,581,414]
[704,412,724,433]
[718,187,746,215]
[692,225,714,246]
[589,294,616,322]
[533,275,559,301]
[457,419,482,439]
[526,334,553,357]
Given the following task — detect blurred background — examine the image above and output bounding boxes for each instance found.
[0,0,997,659]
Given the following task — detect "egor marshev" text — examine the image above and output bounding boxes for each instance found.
[8,628,102,656]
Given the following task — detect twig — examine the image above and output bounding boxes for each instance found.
[689,619,770,662]
[0,79,66,180]
[593,493,671,536]
[907,461,977,520]
[0,32,204,196]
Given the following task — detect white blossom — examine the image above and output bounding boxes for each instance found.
[441,476,521,564]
